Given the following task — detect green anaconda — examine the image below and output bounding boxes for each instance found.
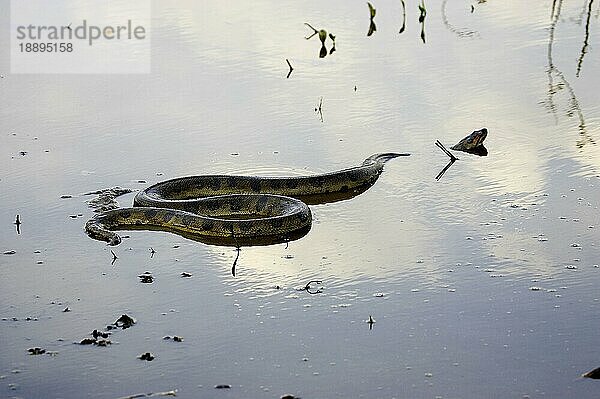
[85,153,408,247]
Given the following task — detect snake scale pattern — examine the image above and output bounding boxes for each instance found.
[85,153,407,246]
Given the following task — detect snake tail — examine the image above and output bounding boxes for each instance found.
[86,194,311,246]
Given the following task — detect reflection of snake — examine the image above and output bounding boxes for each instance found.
[85,153,408,247]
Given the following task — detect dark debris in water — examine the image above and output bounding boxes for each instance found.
[79,337,112,346]
[163,335,183,342]
[214,384,231,389]
[3,316,39,322]
[92,329,110,339]
[27,347,46,355]
[139,352,155,361]
[138,271,154,283]
[114,314,136,329]
[77,315,134,347]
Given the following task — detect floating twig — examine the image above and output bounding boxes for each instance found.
[366,315,376,330]
[315,97,324,122]
[231,247,241,277]
[435,140,458,180]
[304,22,319,39]
[435,140,458,161]
[435,159,457,181]
[305,22,327,43]
[14,214,21,234]
[110,250,118,265]
[286,58,294,79]
[304,280,323,294]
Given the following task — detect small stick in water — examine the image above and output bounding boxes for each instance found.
[286,58,293,78]
[14,214,21,234]
[435,140,458,161]
[304,23,319,39]
[231,247,241,277]
[304,280,323,294]
[110,250,118,265]
[366,315,376,329]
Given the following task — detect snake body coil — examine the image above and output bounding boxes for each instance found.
[85,153,407,246]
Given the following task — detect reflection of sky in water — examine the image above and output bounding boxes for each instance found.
[1,1,600,398]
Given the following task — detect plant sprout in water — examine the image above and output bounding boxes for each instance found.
[418,0,427,43]
[367,2,377,36]
[399,0,406,33]
[305,22,336,58]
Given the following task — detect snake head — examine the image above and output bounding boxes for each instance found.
[363,153,410,165]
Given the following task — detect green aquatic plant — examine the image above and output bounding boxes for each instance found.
[368,2,376,18]
[329,33,337,55]
[367,2,377,36]
[318,29,327,43]
[305,22,336,58]
[304,22,328,44]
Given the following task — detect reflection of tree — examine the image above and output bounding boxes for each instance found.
[418,1,427,43]
[441,0,479,38]
[399,0,406,33]
[576,0,595,77]
[545,0,594,148]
